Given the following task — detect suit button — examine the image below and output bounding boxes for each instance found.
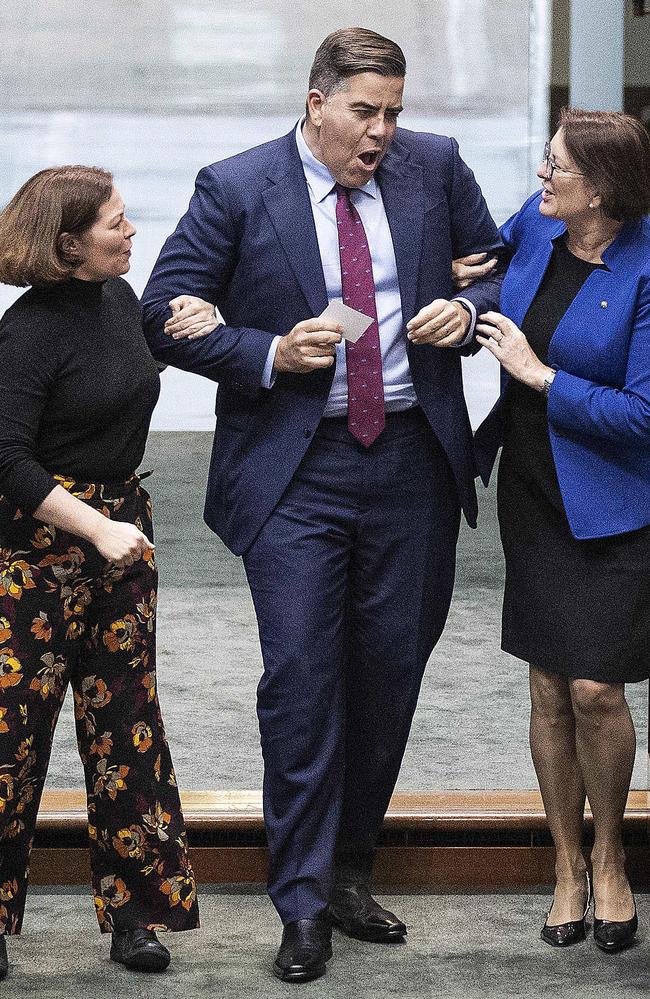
[304,429,312,438]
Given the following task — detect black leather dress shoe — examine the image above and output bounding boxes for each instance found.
[594,903,638,953]
[328,883,407,942]
[540,872,591,948]
[0,935,8,980]
[110,928,171,971]
[273,918,332,982]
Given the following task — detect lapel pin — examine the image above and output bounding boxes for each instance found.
[600,301,608,308]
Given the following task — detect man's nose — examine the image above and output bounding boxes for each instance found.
[367,115,388,140]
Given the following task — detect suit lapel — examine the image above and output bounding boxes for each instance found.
[376,144,424,326]
[503,222,564,327]
[262,134,328,317]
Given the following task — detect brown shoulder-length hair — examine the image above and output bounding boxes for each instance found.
[308,27,406,96]
[559,107,650,222]
[0,165,113,287]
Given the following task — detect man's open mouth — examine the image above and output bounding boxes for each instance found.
[358,150,380,167]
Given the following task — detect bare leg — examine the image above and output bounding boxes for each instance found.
[529,666,588,924]
[570,679,635,921]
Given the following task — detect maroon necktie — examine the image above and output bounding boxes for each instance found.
[335,184,385,447]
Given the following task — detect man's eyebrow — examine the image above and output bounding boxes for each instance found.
[107,207,125,223]
[348,101,403,114]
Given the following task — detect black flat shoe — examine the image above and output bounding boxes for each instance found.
[110,928,171,972]
[0,935,7,980]
[540,871,591,948]
[594,903,638,953]
[328,883,407,942]
[273,917,332,983]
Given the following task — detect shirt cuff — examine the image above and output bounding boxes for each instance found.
[262,336,282,389]
[453,298,477,347]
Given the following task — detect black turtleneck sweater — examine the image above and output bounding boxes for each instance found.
[0,276,160,514]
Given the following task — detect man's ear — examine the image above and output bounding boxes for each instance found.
[306,89,326,127]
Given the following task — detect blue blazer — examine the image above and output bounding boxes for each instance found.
[141,126,503,555]
[474,191,650,540]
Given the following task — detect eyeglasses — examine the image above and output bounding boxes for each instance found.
[542,141,585,180]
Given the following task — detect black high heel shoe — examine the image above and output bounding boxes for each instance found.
[540,871,592,947]
[593,899,638,953]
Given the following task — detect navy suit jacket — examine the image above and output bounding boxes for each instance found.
[141,126,503,555]
[474,191,650,540]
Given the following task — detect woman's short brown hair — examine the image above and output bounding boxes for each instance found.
[559,107,650,222]
[308,27,406,96]
[0,165,113,287]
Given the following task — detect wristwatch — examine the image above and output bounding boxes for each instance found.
[541,370,557,397]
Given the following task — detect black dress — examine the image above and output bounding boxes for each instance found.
[498,237,650,682]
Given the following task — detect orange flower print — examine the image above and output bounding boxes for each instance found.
[65,619,85,641]
[0,649,23,689]
[0,555,36,600]
[154,754,162,782]
[93,759,129,800]
[32,525,56,548]
[90,732,113,758]
[0,616,11,643]
[94,875,131,931]
[136,591,157,632]
[0,708,8,734]
[61,581,91,621]
[160,872,197,912]
[15,736,33,762]
[31,612,52,642]
[3,819,23,839]
[16,782,34,815]
[94,894,113,931]
[132,721,153,754]
[103,615,138,653]
[38,546,85,585]
[81,675,112,711]
[0,879,18,903]
[29,652,66,700]
[142,801,171,842]
[100,875,131,908]
[142,671,156,702]
[112,824,147,861]
[0,774,14,814]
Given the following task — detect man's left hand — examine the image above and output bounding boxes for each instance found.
[406,300,469,347]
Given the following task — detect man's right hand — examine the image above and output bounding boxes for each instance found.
[273,319,343,374]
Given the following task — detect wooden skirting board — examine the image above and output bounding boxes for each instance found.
[32,789,650,889]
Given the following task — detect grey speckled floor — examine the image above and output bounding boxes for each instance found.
[44,433,648,794]
[6,888,650,999]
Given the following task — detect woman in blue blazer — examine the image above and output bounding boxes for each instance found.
[472,108,650,953]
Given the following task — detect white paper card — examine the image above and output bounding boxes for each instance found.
[318,299,374,343]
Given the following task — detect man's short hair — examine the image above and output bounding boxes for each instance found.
[309,27,406,96]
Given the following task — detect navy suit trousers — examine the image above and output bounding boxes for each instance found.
[242,408,460,923]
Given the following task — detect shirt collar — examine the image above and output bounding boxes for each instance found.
[295,118,378,203]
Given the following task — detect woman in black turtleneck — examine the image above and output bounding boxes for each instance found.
[0,166,205,978]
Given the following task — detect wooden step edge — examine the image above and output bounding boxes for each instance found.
[36,789,650,832]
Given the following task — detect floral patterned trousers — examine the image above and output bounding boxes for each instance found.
[0,474,199,935]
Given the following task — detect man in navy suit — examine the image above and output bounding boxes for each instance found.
[142,27,502,982]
